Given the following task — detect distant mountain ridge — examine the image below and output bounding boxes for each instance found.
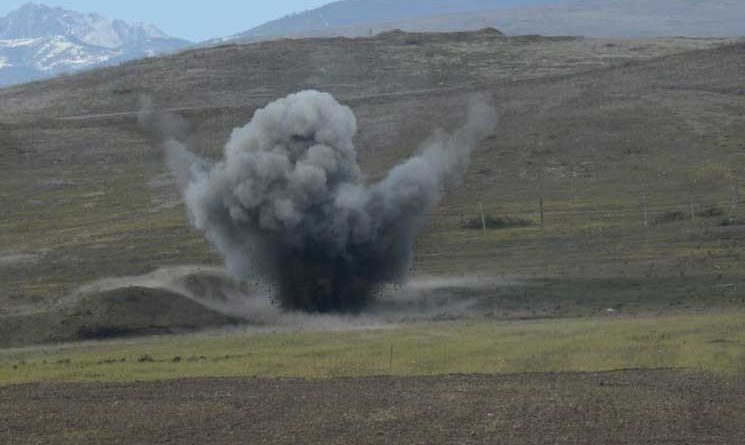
[4,0,742,87]
[219,0,745,43]
[236,0,548,40]
[0,3,190,87]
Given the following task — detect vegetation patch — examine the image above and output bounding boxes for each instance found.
[77,326,137,340]
[653,210,687,225]
[2,311,744,384]
[720,218,745,227]
[461,215,533,230]
[697,206,725,218]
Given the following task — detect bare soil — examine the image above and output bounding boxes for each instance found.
[2,370,744,444]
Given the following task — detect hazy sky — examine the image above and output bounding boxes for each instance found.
[0,1,334,42]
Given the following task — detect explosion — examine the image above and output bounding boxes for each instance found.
[142,91,495,313]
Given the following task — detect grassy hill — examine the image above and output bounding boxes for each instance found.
[1,30,744,344]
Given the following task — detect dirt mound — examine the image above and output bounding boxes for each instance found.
[0,284,245,347]
[178,270,256,307]
[71,286,243,340]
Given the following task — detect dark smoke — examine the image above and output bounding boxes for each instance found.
[142,91,495,313]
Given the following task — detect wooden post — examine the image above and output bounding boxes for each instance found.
[479,202,487,233]
[729,184,740,224]
[388,345,394,374]
[641,195,648,227]
[690,202,696,223]
[539,196,545,229]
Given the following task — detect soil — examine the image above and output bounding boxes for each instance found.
[2,369,744,444]
[0,285,244,348]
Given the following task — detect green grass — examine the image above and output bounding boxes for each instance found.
[2,311,744,385]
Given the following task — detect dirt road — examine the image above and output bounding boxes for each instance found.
[2,370,744,444]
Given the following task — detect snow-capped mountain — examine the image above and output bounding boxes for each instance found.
[0,3,190,87]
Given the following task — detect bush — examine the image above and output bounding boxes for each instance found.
[697,206,724,218]
[719,218,743,227]
[462,215,533,230]
[653,211,687,225]
[77,326,132,340]
[654,206,728,225]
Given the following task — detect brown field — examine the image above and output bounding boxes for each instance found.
[2,370,744,445]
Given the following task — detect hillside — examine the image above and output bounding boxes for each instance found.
[1,30,745,344]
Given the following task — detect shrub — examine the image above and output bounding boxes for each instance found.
[462,215,533,230]
[720,218,743,226]
[653,211,686,225]
[697,206,724,218]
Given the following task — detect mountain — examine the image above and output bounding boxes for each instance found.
[217,0,550,43]
[0,3,190,87]
[477,0,745,38]
[220,0,745,43]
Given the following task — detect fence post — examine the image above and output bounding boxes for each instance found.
[388,345,394,374]
[729,184,740,224]
[539,196,545,229]
[690,202,696,223]
[479,202,487,233]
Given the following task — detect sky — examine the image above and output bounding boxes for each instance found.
[0,1,334,42]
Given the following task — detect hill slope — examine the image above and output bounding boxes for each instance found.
[1,31,745,343]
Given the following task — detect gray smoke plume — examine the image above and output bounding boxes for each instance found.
[143,90,495,313]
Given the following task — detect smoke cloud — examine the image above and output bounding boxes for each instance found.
[143,90,495,313]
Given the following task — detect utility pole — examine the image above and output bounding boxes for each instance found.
[641,194,648,227]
